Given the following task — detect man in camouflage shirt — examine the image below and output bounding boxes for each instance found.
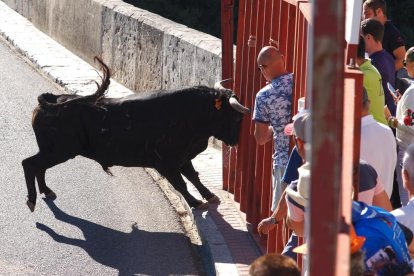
[253,46,293,211]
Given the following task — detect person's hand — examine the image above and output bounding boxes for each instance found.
[391,88,402,104]
[248,35,256,47]
[257,217,277,235]
[384,105,392,121]
[269,38,279,48]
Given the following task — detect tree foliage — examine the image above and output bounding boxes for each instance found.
[386,0,414,48]
[125,1,412,49]
[124,0,226,39]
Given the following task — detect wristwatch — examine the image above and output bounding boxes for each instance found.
[270,217,277,224]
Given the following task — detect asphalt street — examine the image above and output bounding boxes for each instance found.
[0,37,202,275]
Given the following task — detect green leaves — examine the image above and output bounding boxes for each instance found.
[386,0,414,48]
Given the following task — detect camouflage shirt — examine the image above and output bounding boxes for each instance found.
[253,73,293,168]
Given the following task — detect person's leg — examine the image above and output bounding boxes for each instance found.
[281,233,298,260]
[271,166,286,211]
[396,147,410,206]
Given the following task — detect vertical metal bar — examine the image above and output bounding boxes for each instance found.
[233,0,250,203]
[221,0,234,191]
[233,0,255,208]
[309,0,345,275]
[220,0,234,84]
[232,0,248,196]
[249,0,275,248]
[245,0,267,225]
[266,0,283,254]
[240,0,259,213]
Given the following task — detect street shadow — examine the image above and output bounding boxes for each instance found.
[36,199,200,276]
[192,197,261,266]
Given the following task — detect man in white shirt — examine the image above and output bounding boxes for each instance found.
[392,144,414,235]
[360,87,397,197]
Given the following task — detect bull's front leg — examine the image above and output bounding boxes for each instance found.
[180,161,220,204]
[158,167,206,208]
[22,155,39,212]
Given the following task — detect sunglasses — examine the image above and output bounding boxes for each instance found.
[258,64,268,70]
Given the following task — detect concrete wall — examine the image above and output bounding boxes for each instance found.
[1,0,222,92]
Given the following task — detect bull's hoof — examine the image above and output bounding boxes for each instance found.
[26,200,36,212]
[207,195,221,204]
[44,191,57,200]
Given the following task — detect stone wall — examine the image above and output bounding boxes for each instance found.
[1,0,223,92]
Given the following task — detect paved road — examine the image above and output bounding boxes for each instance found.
[0,38,202,275]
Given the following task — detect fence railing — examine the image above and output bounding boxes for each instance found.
[221,0,364,261]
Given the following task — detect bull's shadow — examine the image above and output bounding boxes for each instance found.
[36,199,200,276]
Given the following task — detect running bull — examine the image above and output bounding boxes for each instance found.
[22,57,249,212]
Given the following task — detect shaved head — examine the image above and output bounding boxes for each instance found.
[257,46,283,64]
[256,46,286,81]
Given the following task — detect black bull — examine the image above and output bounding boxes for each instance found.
[22,57,249,211]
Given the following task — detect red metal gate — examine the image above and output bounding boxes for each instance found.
[221,0,364,273]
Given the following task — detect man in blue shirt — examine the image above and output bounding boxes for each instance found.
[253,46,293,211]
[361,18,396,116]
[352,201,414,275]
[363,0,406,73]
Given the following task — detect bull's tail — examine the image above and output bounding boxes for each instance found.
[37,56,111,108]
[92,56,111,102]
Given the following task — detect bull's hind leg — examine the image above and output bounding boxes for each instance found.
[158,168,205,208]
[36,169,57,200]
[180,161,220,204]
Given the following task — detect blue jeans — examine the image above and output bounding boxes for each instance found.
[396,146,410,206]
[271,166,286,211]
[282,233,298,260]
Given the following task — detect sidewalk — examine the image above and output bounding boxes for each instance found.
[0,2,261,275]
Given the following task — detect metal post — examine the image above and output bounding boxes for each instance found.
[221,0,234,191]
[309,0,345,275]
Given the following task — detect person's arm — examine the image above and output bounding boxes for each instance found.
[408,239,414,260]
[257,190,288,235]
[393,46,406,71]
[387,89,414,133]
[285,199,305,237]
[254,122,273,145]
[372,191,393,212]
[286,217,305,237]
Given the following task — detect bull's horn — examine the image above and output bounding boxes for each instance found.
[230,97,250,114]
[214,78,233,91]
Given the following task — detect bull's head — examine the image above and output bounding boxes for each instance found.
[214,79,250,114]
[213,79,250,146]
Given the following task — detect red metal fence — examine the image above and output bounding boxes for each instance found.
[222,0,313,254]
[220,0,365,270]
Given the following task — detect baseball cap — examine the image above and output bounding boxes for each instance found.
[284,97,306,136]
[292,111,311,141]
[406,46,414,63]
[293,224,365,255]
[285,161,310,207]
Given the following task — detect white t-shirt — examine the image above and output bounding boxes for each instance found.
[391,200,414,234]
[360,115,397,197]
[396,84,414,150]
